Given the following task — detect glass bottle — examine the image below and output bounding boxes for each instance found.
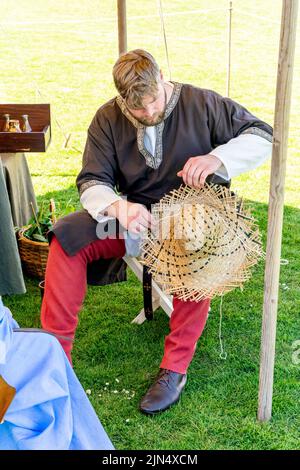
[21,114,32,132]
[3,113,10,132]
[8,120,22,132]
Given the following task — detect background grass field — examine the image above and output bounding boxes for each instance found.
[1,0,300,449]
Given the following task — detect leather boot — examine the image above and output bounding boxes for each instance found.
[139,368,187,415]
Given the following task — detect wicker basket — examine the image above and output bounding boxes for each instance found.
[17,227,49,280]
[17,199,56,280]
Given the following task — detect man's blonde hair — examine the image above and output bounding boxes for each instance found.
[113,49,160,109]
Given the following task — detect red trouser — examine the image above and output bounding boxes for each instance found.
[41,236,210,374]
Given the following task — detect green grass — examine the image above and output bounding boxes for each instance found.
[1,0,300,450]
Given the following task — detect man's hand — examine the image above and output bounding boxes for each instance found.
[177,154,222,188]
[105,199,156,235]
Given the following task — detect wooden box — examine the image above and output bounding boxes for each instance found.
[0,104,51,152]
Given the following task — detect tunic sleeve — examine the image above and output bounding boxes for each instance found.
[207,92,273,148]
[76,110,119,197]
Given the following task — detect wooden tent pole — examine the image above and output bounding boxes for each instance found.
[226,1,233,97]
[258,0,298,422]
[117,0,127,55]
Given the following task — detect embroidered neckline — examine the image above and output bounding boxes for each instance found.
[116,82,182,169]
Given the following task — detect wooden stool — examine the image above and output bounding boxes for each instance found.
[123,255,173,324]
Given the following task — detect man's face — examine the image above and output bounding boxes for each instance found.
[126,82,167,126]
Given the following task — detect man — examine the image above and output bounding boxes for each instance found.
[41,49,272,415]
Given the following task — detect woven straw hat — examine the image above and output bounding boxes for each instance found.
[140,184,263,302]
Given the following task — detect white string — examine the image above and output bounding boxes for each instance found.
[0,8,229,27]
[219,294,227,360]
[233,9,281,25]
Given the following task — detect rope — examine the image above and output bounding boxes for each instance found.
[157,0,172,81]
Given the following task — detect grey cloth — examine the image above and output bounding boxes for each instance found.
[0,153,37,228]
[0,159,26,295]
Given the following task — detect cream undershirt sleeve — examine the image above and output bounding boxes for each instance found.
[210,133,272,181]
[80,184,122,223]
[80,185,142,256]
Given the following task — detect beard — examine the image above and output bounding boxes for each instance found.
[135,85,168,127]
[137,110,166,126]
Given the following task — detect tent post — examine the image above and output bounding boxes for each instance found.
[226,1,233,97]
[258,0,298,422]
[117,0,127,55]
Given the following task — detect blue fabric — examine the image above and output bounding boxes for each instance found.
[0,298,114,450]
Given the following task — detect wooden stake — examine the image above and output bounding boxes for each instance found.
[117,0,127,56]
[63,132,71,148]
[30,201,41,230]
[49,198,57,225]
[258,0,299,422]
